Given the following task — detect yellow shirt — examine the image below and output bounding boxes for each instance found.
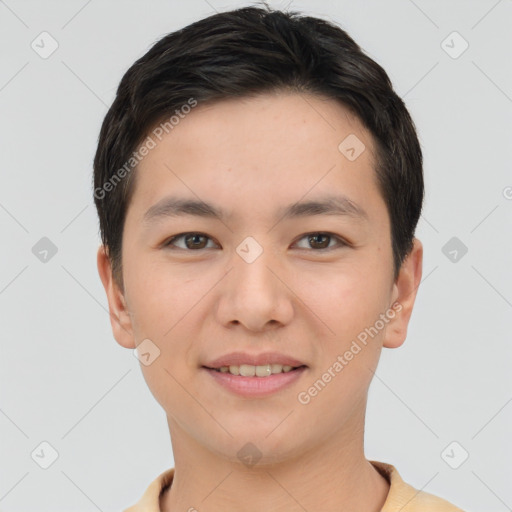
[123,460,465,511]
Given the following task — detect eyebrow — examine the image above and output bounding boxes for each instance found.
[142,194,368,225]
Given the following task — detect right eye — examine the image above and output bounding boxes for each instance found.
[163,232,219,250]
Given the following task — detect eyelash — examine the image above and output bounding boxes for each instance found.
[162,232,348,252]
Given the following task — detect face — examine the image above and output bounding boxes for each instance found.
[98,92,422,465]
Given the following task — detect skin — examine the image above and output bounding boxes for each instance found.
[97,92,423,512]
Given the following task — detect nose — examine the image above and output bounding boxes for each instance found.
[215,244,294,333]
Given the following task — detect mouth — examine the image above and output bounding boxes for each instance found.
[201,363,308,398]
[203,363,307,377]
[201,352,308,397]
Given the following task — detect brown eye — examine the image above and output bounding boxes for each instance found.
[184,233,208,249]
[294,232,347,251]
[164,232,216,250]
[308,233,330,249]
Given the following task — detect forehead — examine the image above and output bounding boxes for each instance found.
[128,92,385,226]
[159,92,373,158]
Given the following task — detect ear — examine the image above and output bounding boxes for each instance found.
[96,244,136,349]
[383,238,423,349]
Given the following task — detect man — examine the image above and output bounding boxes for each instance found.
[94,5,464,511]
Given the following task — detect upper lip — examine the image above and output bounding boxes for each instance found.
[203,351,307,369]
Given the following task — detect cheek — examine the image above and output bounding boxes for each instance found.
[130,274,198,413]
[125,258,198,337]
[303,264,391,379]
[301,265,388,333]
[139,357,201,431]
[125,260,206,367]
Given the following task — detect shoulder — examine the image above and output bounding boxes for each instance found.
[401,488,466,512]
[123,467,175,512]
[370,460,465,512]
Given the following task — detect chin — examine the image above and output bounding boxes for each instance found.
[213,430,307,466]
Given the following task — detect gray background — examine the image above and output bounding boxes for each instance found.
[1,0,511,510]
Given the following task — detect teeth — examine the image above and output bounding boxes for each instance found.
[215,364,297,377]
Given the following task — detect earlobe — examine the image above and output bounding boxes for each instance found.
[383,238,423,349]
[96,245,136,349]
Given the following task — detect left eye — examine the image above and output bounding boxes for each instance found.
[293,232,346,251]
[163,232,346,251]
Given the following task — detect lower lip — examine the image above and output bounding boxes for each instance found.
[203,366,307,398]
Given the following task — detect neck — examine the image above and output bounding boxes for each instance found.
[160,411,390,512]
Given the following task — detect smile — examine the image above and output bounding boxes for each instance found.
[203,365,307,398]
[207,363,304,377]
